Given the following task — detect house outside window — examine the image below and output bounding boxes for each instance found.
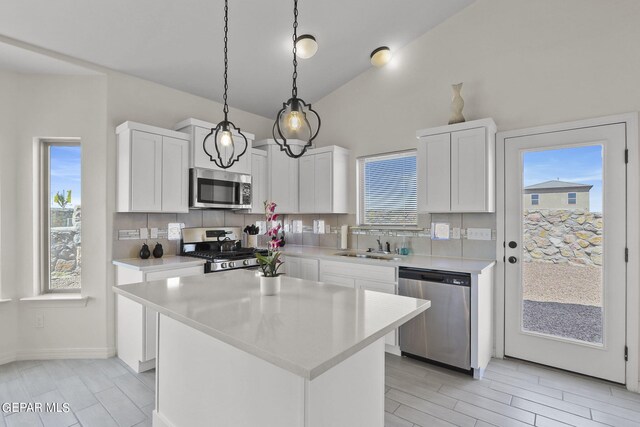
[357,151,417,226]
[568,192,577,205]
[41,140,81,292]
[531,194,539,205]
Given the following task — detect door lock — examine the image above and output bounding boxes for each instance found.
[508,256,518,264]
[508,241,518,249]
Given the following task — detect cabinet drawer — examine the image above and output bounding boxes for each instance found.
[320,273,356,288]
[144,266,204,282]
[356,280,396,294]
[320,260,396,283]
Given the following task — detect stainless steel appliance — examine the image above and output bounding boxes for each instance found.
[398,267,472,372]
[180,227,267,273]
[190,168,252,209]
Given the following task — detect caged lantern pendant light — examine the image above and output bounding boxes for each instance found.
[272,0,321,159]
[202,0,249,169]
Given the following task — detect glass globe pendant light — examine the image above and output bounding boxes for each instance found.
[203,0,249,169]
[272,0,321,159]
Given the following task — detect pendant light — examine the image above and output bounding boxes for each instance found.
[202,0,249,169]
[272,0,321,159]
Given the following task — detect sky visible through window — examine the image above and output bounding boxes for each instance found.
[50,146,81,207]
[523,145,602,212]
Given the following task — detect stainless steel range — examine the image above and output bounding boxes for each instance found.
[180,227,267,273]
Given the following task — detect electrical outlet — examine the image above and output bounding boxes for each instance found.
[452,227,461,239]
[139,228,149,240]
[150,228,159,239]
[467,228,492,240]
[35,314,44,328]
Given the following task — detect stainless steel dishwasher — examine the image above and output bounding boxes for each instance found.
[398,267,471,372]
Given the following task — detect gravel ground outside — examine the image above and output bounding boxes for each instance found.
[50,272,81,289]
[523,300,603,343]
[523,261,602,307]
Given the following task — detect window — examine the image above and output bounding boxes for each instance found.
[357,151,417,226]
[41,141,81,292]
[531,194,539,205]
[568,192,577,205]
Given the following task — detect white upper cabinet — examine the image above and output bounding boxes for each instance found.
[174,118,254,175]
[254,140,350,214]
[249,149,268,214]
[299,147,349,214]
[117,122,189,213]
[416,118,496,213]
[254,139,303,213]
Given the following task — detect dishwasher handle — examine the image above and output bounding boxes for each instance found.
[399,267,471,286]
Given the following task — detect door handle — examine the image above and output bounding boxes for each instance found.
[508,256,518,264]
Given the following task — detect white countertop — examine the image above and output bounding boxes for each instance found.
[112,256,206,272]
[113,270,430,379]
[280,246,495,274]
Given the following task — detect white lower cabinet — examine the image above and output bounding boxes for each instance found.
[319,259,399,349]
[115,264,203,372]
[284,256,319,282]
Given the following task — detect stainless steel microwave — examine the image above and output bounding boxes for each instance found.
[189,168,252,210]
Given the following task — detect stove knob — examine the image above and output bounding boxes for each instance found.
[243,260,250,266]
[221,263,227,269]
[229,262,236,268]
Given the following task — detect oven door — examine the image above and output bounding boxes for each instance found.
[190,168,252,209]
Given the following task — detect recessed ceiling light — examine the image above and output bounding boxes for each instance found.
[295,35,318,59]
[370,46,392,67]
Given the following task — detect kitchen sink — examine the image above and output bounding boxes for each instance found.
[334,251,402,261]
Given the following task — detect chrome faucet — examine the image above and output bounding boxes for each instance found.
[376,238,383,252]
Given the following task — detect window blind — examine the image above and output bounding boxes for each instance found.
[357,151,417,225]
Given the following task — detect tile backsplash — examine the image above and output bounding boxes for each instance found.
[114,210,497,261]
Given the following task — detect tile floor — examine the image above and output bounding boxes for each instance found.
[1,355,639,426]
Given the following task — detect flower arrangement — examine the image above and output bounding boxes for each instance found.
[255,201,284,277]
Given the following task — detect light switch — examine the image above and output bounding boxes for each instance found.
[452,227,461,239]
[150,228,159,239]
[139,228,149,240]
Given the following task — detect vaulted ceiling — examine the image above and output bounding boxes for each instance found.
[0,0,474,117]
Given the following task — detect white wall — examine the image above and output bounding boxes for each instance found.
[0,70,19,363]
[312,0,640,387]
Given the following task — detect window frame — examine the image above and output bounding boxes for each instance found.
[356,149,418,227]
[567,192,577,205]
[40,139,82,294]
[531,194,539,205]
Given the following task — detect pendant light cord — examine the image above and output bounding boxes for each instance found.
[291,0,298,98]
[223,0,229,121]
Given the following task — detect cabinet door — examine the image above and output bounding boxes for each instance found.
[194,126,251,174]
[270,148,298,212]
[298,154,316,213]
[284,256,302,279]
[130,130,162,212]
[161,136,189,213]
[314,152,333,213]
[356,279,398,346]
[250,152,267,213]
[451,127,487,212]
[299,258,319,281]
[417,133,451,212]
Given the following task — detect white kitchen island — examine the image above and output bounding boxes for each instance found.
[113,269,430,427]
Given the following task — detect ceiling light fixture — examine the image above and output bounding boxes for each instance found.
[295,34,318,59]
[370,46,392,67]
[272,0,321,159]
[202,0,249,169]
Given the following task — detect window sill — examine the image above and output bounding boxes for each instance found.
[0,298,12,304]
[20,293,88,308]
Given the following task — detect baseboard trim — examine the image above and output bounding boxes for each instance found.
[385,344,401,356]
[153,410,175,427]
[0,351,17,366]
[14,347,116,361]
